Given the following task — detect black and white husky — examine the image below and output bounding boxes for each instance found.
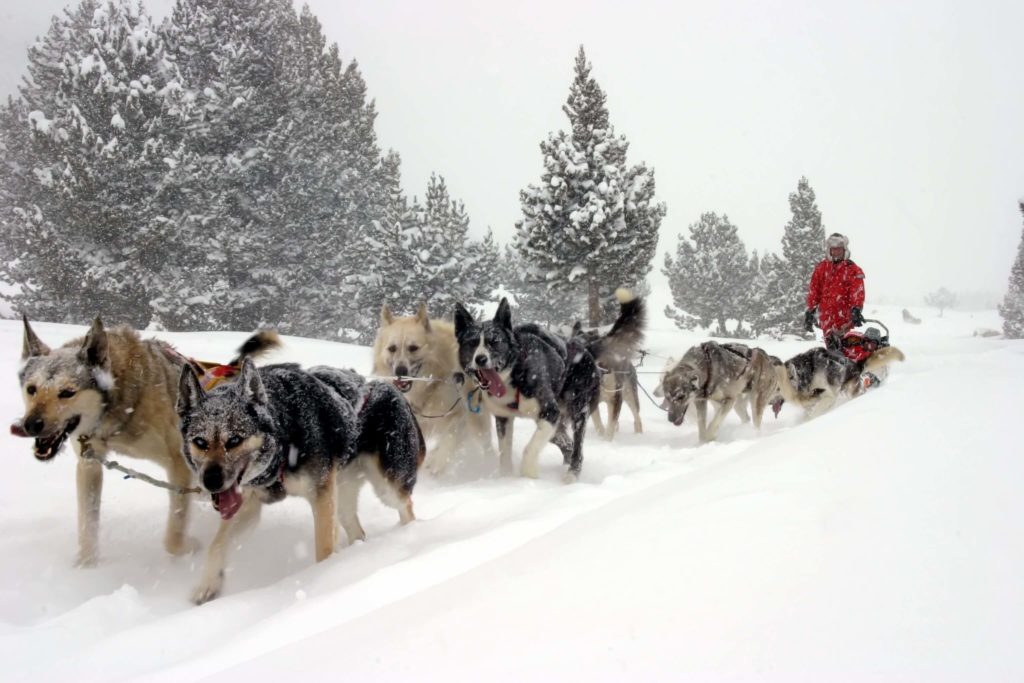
[177,357,424,604]
[453,291,645,482]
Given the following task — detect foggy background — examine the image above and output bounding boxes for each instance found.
[3,0,1022,306]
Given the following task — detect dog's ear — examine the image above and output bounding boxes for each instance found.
[653,380,664,398]
[237,357,268,406]
[494,298,512,331]
[571,321,583,336]
[177,366,205,418]
[21,315,50,359]
[78,317,108,366]
[454,303,474,337]
[380,303,394,326]
[415,302,431,331]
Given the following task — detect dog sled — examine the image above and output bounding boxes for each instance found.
[837,318,895,391]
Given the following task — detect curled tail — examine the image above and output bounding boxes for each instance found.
[596,288,647,362]
[229,329,282,365]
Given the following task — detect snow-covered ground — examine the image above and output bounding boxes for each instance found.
[0,301,1021,682]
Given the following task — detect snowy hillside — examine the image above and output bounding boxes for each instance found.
[0,303,1021,682]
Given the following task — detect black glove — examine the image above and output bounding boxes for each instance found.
[804,308,816,332]
[851,306,864,327]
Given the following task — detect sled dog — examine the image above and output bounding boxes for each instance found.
[372,303,494,474]
[14,317,201,566]
[453,301,592,481]
[177,351,423,604]
[654,340,755,443]
[775,345,906,418]
[570,290,647,440]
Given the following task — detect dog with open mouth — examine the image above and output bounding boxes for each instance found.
[13,316,199,567]
[453,297,618,482]
[372,302,494,475]
[177,355,424,604]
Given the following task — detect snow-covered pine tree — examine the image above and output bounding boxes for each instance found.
[775,176,827,335]
[408,174,475,316]
[515,46,664,325]
[999,202,1024,338]
[464,227,501,306]
[157,0,306,331]
[663,212,752,336]
[344,151,413,342]
[499,244,584,328]
[748,252,792,337]
[0,0,185,327]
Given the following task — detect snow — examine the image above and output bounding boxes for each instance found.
[110,113,125,130]
[0,301,1022,681]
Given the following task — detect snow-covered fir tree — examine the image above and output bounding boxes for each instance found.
[663,212,752,336]
[773,176,827,335]
[515,46,665,325]
[0,0,186,326]
[748,252,792,337]
[999,202,1024,339]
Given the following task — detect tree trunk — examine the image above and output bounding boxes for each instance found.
[588,279,601,326]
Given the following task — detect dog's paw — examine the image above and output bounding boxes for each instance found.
[520,462,539,479]
[562,470,578,485]
[191,576,223,605]
[499,454,515,477]
[166,535,201,557]
[73,552,98,569]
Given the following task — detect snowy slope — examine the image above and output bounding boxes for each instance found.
[0,304,1021,682]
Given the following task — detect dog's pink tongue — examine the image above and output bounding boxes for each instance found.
[479,369,506,397]
[771,399,784,418]
[10,421,27,438]
[213,487,243,520]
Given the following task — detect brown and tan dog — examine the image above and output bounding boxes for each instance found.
[14,317,195,566]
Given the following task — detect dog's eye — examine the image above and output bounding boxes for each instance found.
[26,385,36,396]
[58,388,76,399]
[387,344,398,353]
[225,435,242,449]
[192,437,209,450]
[407,344,420,353]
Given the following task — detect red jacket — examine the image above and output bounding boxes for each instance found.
[807,259,865,335]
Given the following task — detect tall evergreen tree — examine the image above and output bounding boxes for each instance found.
[777,176,827,335]
[663,212,752,336]
[999,201,1024,338]
[516,46,664,325]
[0,0,186,326]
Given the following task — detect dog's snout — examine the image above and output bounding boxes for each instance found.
[24,416,44,436]
[202,464,225,492]
[475,354,489,367]
[395,364,409,377]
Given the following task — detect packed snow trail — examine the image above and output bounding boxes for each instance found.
[0,307,1021,681]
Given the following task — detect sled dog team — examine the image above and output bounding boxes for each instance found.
[11,289,903,603]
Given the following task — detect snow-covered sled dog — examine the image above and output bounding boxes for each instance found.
[719,343,786,430]
[372,303,494,474]
[775,345,905,418]
[655,340,756,443]
[177,351,424,604]
[13,317,201,566]
[570,289,647,440]
[454,291,643,481]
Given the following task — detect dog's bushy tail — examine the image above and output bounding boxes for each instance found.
[230,329,282,365]
[595,288,646,363]
[864,345,905,373]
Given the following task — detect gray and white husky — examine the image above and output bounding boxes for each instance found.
[177,355,424,604]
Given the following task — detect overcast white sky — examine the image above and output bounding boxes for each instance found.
[3,0,1022,304]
